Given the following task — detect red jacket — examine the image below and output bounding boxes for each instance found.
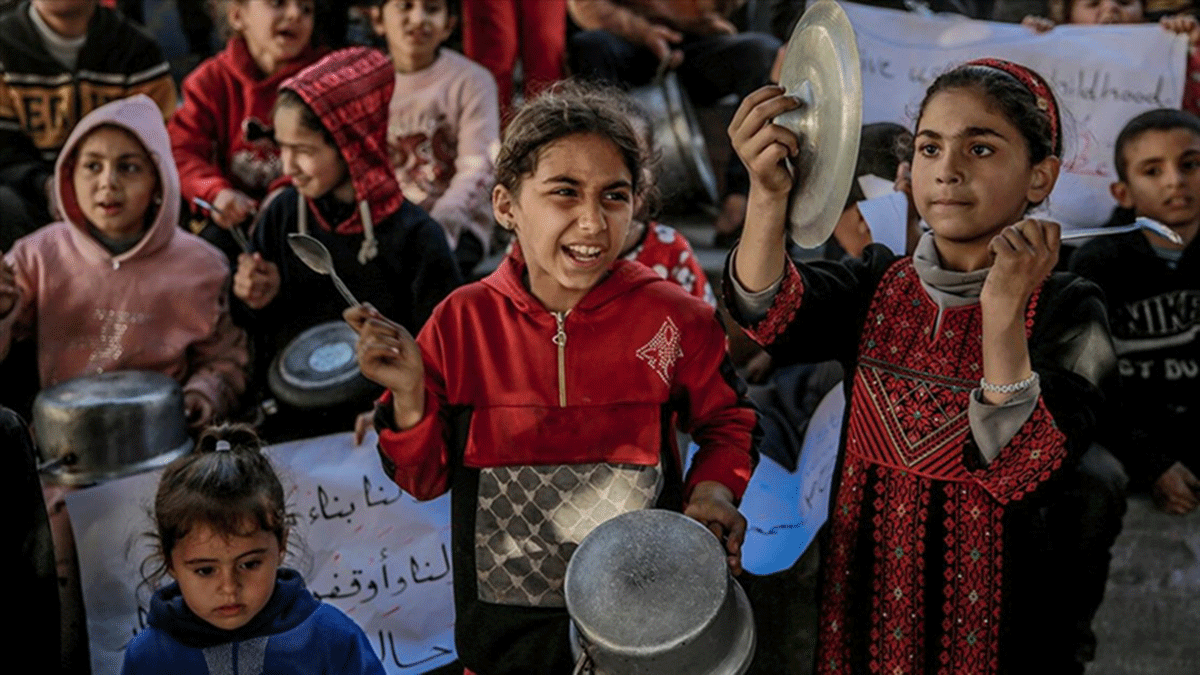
[377,254,756,502]
[168,37,324,204]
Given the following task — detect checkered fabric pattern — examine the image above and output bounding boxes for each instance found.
[474,463,663,607]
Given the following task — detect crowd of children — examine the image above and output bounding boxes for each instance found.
[2,0,1199,674]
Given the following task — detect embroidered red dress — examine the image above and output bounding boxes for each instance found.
[725,243,1111,675]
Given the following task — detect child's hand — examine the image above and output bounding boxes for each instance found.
[1022,15,1056,33]
[0,257,16,319]
[642,24,684,69]
[345,304,426,429]
[183,391,215,430]
[212,189,257,229]
[353,409,374,445]
[1161,13,1200,45]
[728,86,802,197]
[981,219,1060,315]
[1153,462,1200,514]
[234,253,280,309]
[684,480,748,575]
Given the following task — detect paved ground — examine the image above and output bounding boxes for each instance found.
[1090,495,1200,674]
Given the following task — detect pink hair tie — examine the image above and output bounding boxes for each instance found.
[964,58,1060,153]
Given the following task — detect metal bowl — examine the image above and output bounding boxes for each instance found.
[565,509,756,675]
[33,370,192,485]
[628,72,720,211]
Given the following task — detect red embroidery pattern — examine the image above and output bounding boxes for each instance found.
[742,260,804,347]
[974,399,1067,505]
[939,482,1003,675]
[816,260,1068,675]
[816,455,868,674]
[872,469,930,674]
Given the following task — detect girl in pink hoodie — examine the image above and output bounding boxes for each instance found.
[0,94,248,430]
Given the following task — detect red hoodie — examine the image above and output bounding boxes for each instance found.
[168,36,325,204]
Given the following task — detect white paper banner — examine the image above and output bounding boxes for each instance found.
[66,431,457,675]
[843,2,1188,228]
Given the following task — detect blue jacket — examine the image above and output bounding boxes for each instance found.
[121,568,385,675]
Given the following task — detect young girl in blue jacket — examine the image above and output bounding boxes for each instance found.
[121,425,385,675]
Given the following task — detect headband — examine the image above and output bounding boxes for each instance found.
[964,58,1060,154]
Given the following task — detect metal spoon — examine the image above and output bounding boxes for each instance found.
[287,233,360,307]
[1061,217,1184,245]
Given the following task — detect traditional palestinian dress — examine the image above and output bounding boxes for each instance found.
[725,234,1114,674]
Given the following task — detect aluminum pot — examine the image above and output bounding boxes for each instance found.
[34,370,192,485]
[268,320,377,410]
[627,72,720,212]
[565,509,755,675]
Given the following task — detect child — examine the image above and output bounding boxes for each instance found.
[0,94,247,430]
[0,0,176,249]
[1021,1,1200,113]
[346,82,757,674]
[169,0,326,239]
[726,60,1115,674]
[370,0,500,277]
[1070,108,1200,515]
[121,424,386,674]
[233,47,461,438]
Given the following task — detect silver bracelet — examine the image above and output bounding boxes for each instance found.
[979,372,1039,395]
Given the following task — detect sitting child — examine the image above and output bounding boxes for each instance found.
[233,47,461,439]
[370,0,500,277]
[169,0,327,255]
[0,94,247,430]
[121,424,385,675]
[347,82,757,674]
[0,0,176,249]
[1070,108,1200,515]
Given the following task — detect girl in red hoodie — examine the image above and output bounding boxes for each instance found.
[168,0,326,235]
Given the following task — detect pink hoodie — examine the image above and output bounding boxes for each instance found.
[0,95,248,416]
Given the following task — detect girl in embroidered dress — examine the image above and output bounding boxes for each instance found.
[121,424,385,675]
[726,60,1116,674]
[346,81,757,674]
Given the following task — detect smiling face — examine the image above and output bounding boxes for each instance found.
[1113,128,1200,236]
[274,101,354,202]
[373,0,456,73]
[1068,0,1143,24]
[229,0,315,76]
[494,133,634,312]
[71,125,159,240]
[168,522,284,631]
[912,87,1058,269]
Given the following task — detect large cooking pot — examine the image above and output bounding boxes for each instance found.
[268,320,376,410]
[565,509,755,675]
[34,370,192,485]
[628,72,720,212]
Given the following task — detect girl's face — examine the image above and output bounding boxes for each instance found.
[72,126,159,240]
[912,87,1057,257]
[168,523,284,631]
[230,0,315,75]
[373,0,456,73]
[1069,0,1143,24]
[274,103,354,202]
[493,133,635,312]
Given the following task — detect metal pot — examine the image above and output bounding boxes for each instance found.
[628,72,720,212]
[33,370,192,485]
[268,320,376,410]
[565,509,756,675]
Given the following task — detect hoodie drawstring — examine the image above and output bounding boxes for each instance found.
[296,192,378,264]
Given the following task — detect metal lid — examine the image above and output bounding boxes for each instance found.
[774,0,863,248]
[268,320,377,409]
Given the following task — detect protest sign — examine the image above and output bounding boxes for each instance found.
[66,431,457,675]
[843,3,1187,228]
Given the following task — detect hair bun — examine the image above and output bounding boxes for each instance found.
[196,423,263,454]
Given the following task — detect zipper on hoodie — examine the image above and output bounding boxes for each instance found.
[551,311,569,407]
